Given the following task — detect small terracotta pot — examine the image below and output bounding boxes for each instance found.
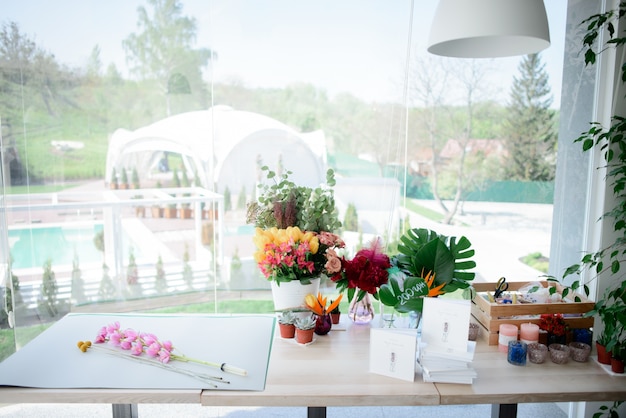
[278,323,295,339]
[331,313,341,325]
[295,328,315,344]
[596,342,612,365]
[611,357,624,374]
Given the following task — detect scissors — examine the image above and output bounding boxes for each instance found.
[494,277,509,298]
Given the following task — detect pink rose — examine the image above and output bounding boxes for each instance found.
[325,255,342,274]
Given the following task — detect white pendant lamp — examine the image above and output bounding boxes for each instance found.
[428,0,550,58]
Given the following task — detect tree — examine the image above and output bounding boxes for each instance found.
[343,203,359,232]
[503,53,557,181]
[122,0,215,115]
[409,55,450,216]
[439,59,493,224]
[39,259,58,317]
[155,255,166,294]
[223,186,232,212]
[71,253,86,305]
[411,55,492,224]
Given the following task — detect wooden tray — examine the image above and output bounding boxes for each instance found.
[471,281,595,345]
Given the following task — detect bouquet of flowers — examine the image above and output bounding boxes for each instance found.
[249,166,344,285]
[539,313,567,336]
[327,237,391,303]
[253,226,345,284]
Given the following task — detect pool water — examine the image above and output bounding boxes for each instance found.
[9,224,104,270]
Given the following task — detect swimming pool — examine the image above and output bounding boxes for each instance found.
[9,223,104,270]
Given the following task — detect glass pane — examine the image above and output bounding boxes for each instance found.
[1,1,567,345]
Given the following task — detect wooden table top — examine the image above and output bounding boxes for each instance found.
[201,321,439,407]
[202,320,626,408]
[0,317,624,408]
[437,338,626,405]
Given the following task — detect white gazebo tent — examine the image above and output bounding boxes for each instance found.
[105,105,328,195]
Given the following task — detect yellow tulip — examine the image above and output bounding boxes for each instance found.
[276,228,289,244]
[287,226,303,242]
[309,236,319,254]
[252,233,270,250]
[253,251,264,263]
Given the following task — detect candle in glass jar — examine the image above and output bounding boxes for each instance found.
[498,324,518,353]
[520,323,539,344]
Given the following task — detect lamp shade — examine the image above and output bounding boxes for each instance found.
[428,0,550,58]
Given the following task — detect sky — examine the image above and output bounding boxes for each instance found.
[2,1,567,107]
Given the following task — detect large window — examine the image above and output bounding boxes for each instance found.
[1,1,568,358]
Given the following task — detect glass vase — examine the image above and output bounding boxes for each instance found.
[349,292,375,324]
[314,314,332,335]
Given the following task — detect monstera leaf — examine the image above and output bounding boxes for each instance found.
[394,228,476,293]
[378,274,430,313]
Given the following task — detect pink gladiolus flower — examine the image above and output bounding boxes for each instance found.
[94,327,107,343]
[146,342,161,357]
[159,350,171,363]
[142,333,158,346]
[124,329,138,341]
[130,342,143,356]
[106,322,120,334]
[109,332,122,346]
[162,340,173,351]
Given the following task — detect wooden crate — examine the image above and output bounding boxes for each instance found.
[471,281,595,345]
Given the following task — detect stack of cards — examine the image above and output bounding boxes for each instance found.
[418,298,477,384]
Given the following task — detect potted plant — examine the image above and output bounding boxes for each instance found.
[587,283,626,365]
[131,167,140,189]
[249,167,344,311]
[179,168,192,218]
[120,168,129,189]
[109,168,118,190]
[278,311,297,339]
[550,3,626,377]
[330,299,341,324]
[611,339,625,374]
[164,202,177,218]
[304,293,342,335]
[151,181,164,218]
[151,203,164,218]
[294,316,316,344]
[132,194,145,218]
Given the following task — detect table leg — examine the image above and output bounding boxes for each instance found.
[491,403,517,418]
[112,404,138,418]
[307,406,326,418]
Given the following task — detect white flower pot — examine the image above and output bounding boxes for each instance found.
[271,277,320,311]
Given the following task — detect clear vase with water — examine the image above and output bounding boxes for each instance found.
[349,292,374,324]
